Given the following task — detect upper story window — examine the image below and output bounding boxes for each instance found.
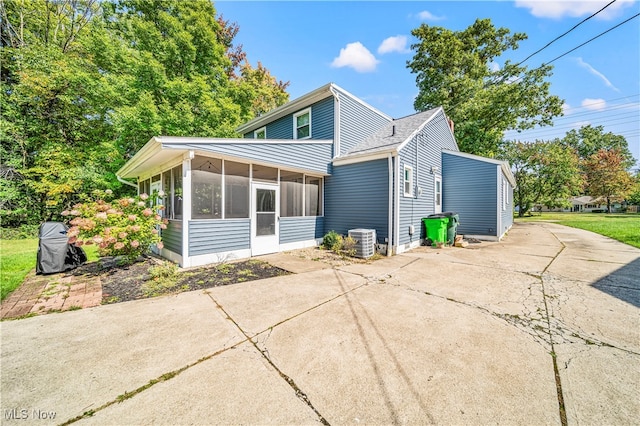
[403,165,413,197]
[294,108,311,139]
[254,127,266,139]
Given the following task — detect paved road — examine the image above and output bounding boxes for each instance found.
[1,222,638,425]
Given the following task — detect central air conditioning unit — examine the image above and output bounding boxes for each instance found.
[348,228,376,259]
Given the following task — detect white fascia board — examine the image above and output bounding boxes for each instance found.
[332,149,397,166]
[396,107,443,153]
[160,136,333,145]
[236,83,334,134]
[500,163,517,188]
[117,137,163,178]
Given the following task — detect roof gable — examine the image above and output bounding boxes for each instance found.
[338,108,442,159]
[236,83,391,135]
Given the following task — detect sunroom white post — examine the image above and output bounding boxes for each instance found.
[181,151,194,267]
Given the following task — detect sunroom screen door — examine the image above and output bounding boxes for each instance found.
[251,183,279,256]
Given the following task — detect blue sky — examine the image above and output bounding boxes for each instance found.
[216,1,640,168]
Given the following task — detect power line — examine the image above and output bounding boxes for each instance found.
[544,12,640,65]
[519,119,639,136]
[514,0,617,67]
[562,94,640,113]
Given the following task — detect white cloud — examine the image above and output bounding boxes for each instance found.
[581,98,607,111]
[576,57,620,92]
[515,0,635,20]
[417,10,445,21]
[562,103,571,114]
[378,35,410,54]
[490,61,501,72]
[331,42,379,72]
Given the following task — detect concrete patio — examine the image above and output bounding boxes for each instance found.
[1,222,638,425]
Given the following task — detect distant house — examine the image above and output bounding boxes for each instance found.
[117,83,515,267]
[537,196,621,213]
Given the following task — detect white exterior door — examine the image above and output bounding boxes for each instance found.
[434,176,442,214]
[251,183,279,256]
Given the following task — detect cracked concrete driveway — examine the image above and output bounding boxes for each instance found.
[1,222,638,425]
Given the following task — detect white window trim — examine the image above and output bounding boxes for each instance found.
[254,127,266,139]
[403,165,413,198]
[502,180,507,211]
[293,108,311,140]
[434,175,442,212]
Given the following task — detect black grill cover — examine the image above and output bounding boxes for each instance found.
[36,222,87,274]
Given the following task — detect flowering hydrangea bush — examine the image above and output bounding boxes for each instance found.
[62,190,168,263]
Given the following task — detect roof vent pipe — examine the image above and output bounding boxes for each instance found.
[392,125,395,136]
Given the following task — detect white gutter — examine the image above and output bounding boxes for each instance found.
[387,153,393,256]
[394,156,400,255]
[329,85,341,158]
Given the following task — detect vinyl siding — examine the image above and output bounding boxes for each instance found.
[164,142,333,175]
[188,219,250,256]
[398,112,459,245]
[324,159,389,242]
[500,174,514,237]
[161,220,182,255]
[243,97,334,140]
[337,89,391,155]
[442,153,498,237]
[279,216,324,244]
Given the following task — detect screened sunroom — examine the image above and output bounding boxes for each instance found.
[119,137,332,267]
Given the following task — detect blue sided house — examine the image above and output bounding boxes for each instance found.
[117,83,516,267]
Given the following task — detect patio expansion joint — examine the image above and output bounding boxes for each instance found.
[205,292,332,426]
[59,336,250,425]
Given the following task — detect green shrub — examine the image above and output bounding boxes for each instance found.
[322,230,341,250]
[149,261,178,280]
[341,236,357,257]
[63,190,167,263]
[323,231,357,257]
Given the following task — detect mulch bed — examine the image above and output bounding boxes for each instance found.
[72,256,290,304]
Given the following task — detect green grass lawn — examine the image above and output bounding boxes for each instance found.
[516,213,640,249]
[0,239,98,301]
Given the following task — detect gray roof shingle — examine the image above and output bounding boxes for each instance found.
[343,107,441,158]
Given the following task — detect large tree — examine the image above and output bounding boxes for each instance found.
[0,0,289,226]
[499,140,583,217]
[408,18,564,156]
[583,149,635,213]
[561,125,635,169]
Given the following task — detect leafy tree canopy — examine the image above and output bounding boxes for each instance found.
[560,125,635,170]
[0,0,289,226]
[408,18,564,156]
[583,149,635,212]
[499,139,583,217]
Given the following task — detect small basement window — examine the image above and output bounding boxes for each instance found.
[294,108,311,139]
[254,127,266,139]
[403,165,413,197]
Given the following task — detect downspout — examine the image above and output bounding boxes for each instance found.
[117,175,138,190]
[394,155,400,255]
[329,85,340,158]
[387,153,393,256]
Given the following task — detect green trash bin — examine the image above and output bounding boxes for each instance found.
[422,216,448,246]
[442,212,459,245]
